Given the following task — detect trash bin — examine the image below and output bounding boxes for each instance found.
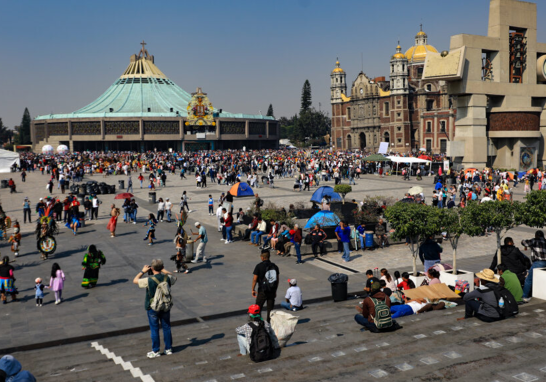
[328,273,348,302]
[149,192,156,204]
[119,180,125,190]
[0,180,7,189]
[365,231,374,248]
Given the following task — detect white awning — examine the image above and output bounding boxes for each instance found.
[386,156,431,164]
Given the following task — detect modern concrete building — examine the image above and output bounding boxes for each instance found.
[31,43,278,152]
[425,0,546,170]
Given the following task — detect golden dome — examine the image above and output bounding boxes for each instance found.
[405,44,438,62]
[416,31,427,37]
[391,44,406,60]
[332,59,344,73]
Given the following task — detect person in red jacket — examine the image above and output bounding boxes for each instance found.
[292,224,303,264]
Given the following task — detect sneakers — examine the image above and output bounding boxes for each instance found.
[522,297,532,303]
[184,270,190,274]
[225,240,231,244]
[165,349,173,355]
[147,351,161,359]
[220,238,225,241]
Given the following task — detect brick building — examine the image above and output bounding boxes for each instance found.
[331,27,456,154]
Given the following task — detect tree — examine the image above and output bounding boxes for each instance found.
[385,203,443,276]
[14,108,31,145]
[519,190,546,228]
[461,201,522,266]
[292,108,331,143]
[300,80,312,113]
[0,119,13,145]
[266,104,274,118]
[440,208,464,273]
[334,184,352,204]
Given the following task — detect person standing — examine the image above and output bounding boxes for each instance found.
[335,221,351,262]
[165,198,173,223]
[83,197,92,220]
[127,176,133,193]
[191,222,208,263]
[521,230,546,302]
[419,235,443,272]
[292,224,303,264]
[216,204,224,232]
[81,245,106,288]
[107,204,120,238]
[138,173,144,188]
[49,262,65,305]
[0,256,17,304]
[157,198,165,222]
[181,191,190,212]
[22,197,32,224]
[224,211,234,244]
[143,213,158,245]
[91,195,101,220]
[208,195,214,216]
[133,259,176,358]
[252,250,279,322]
[254,193,263,212]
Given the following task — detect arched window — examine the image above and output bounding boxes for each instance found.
[347,134,352,150]
[384,132,390,143]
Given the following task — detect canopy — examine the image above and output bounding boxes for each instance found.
[418,154,432,161]
[114,192,134,199]
[304,211,341,229]
[229,182,254,197]
[310,186,342,203]
[387,156,431,164]
[408,186,423,196]
[0,149,19,173]
[362,154,390,162]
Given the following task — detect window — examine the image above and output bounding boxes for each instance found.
[397,100,401,105]
[347,135,352,150]
[385,102,390,115]
[426,84,432,91]
[426,100,434,111]
[426,121,432,133]
[440,121,446,133]
[397,126,401,132]
[336,138,342,147]
[397,138,402,144]
[426,139,432,152]
[336,78,339,83]
[397,112,401,118]
[418,67,424,77]
[440,139,447,153]
[384,132,390,143]
[347,107,351,121]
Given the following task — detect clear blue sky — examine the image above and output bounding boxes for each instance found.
[1,0,545,128]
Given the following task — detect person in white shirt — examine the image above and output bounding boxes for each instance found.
[216,205,224,232]
[91,195,101,220]
[281,279,303,311]
[165,198,173,222]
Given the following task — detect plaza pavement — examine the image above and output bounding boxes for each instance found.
[0,170,538,351]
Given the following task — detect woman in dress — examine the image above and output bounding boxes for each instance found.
[81,245,106,288]
[0,256,17,304]
[107,204,120,237]
[49,262,65,304]
[143,213,158,245]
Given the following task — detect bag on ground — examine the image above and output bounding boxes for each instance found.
[249,321,273,362]
[270,310,298,347]
[481,283,519,319]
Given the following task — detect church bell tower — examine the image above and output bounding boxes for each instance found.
[331,59,347,103]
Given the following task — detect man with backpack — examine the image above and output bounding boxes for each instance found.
[458,268,518,322]
[252,250,279,322]
[235,304,279,361]
[354,282,401,333]
[133,259,177,358]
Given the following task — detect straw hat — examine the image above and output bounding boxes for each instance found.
[475,268,498,283]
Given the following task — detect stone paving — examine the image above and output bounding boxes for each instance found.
[0,170,538,350]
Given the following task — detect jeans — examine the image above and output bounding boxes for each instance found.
[349,177,356,185]
[23,208,31,223]
[147,309,172,353]
[424,260,440,273]
[124,212,131,222]
[354,314,377,331]
[132,210,137,222]
[226,226,233,242]
[209,206,213,214]
[262,235,273,248]
[522,260,546,298]
[281,301,302,311]
[438,199,444,208]
[295,243,301,263]
[464,299,500,322]
[237,334,249,355]
[251,231,264,244]
[158,210,165,221]
[390,304,414,319]
[342,242,350,261]
[127,185,133,193]
[166,210,172,222]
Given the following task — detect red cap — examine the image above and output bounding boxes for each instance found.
[248,304,261,315]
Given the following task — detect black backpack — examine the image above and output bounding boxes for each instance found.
[249,321,273,362]
[478,283,519,319]
[304,234,312,245]
[261,263,278,293]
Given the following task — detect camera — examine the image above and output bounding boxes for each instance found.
[147,266,153,276]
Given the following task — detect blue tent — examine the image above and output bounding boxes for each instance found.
[229,182,255,197]
[304,211,341,229]
[310,186,342,203]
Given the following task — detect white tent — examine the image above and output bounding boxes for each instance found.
[0,149,19,173]
[387,156,432,175]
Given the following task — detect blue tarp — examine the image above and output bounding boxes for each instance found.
[304,211,341,229]
[310,186,342,203]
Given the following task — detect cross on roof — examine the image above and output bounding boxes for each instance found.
[140,40,146,49]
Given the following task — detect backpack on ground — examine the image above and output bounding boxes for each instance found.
[478,284,518,319]
[149,276,173,312]
[249,321,273,362]
[370,297,393,329]
[261,263,278,293]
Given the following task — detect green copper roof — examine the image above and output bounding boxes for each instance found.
[36,44,273,121]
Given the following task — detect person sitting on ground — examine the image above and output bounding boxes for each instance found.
[380,268,397,291]
[458,269,503,323]
[354,282,401,333]
[390,296,446,318]
[427,267,442,285]
[490,237,529,287]
[235,304,280,357]
[397,272,416,290]
[364,269,380,293]
[281,279,303,312]
[393,271,403,289]
[375,219,388,249]
[497,263,523,303]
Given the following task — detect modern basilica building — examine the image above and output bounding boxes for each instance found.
[32,43,278,152]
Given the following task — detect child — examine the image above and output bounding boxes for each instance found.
[397,272,416,290]
[49,263,65,305]
[8,224,22,257]
[35,278,45,307]
[171,227,190,274]
[208,195,214,216]
[143,213,158,245]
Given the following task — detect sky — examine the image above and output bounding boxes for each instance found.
[1,0,545,128]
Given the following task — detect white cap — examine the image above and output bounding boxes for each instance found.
[194,222,200,227]
[166,198,169,200]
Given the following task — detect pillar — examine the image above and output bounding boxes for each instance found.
[454,94,488,168]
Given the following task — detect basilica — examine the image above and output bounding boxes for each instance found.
[330,27,456,154]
